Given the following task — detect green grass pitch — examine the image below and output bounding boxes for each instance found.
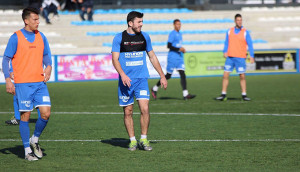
[0,74,299,171]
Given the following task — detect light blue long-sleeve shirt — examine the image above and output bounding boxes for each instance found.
[2,28,52,79]
[223,26,254,58]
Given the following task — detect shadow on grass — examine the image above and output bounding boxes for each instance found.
[0,145,47,159]
[101,138,129,148]
[214,97,242,101]
[158,97,182,100]
[4,119,37,126]
[101,138,159,150]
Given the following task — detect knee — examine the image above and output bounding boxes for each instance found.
[140,106,149,116]
[223,73,229,80]
[179,70,186,78]
[165,73,172,80]
[41,111,51,120]
[240,74,246,80]
[124,108,133,117]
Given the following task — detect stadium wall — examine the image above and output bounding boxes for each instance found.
[0,49,299,84]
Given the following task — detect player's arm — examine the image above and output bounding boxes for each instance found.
[223,30,229,58]
[246,30,255,63]
[41,33,52,82]
[2,56,15,95]
[112,52,131,87]
[147,50,167,89]
[3,33,18,95]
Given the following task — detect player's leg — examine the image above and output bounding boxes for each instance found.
[136,78,152,151]
[178,70,196,100]
[37,108,41,119]
[151,73,171,99]
[152,61,173,99]
[5,95,20,125]
[216,57,234,101]
[118,79,137,150]
[30,82,51,158]
[15,83,38,161]
[20,111,38,161]
[123,105,138,151]
[236,58,251,101]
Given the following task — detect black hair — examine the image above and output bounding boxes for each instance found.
[127,11,144,26]
[173,19,180,24]
[22,7,39,22]
[235,14,242,20]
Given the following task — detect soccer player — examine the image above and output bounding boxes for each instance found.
[112,11,167,151]
[2,7,52,161]
[151,19,195,100]
[216,14,254,101]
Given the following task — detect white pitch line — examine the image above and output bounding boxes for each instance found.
[0,139,299,142]
[0,112,299,117]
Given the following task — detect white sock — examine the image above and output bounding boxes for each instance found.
[222,91,227,95]
[141,135,147,139]
[130,136,136,142]
[153,85,159,91]
[31,135,39,144]
[242,92,247,96]
[25,147,32,155]
[183,90,189,97]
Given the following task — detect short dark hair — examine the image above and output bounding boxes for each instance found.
[127,11,144,24]
[22,7,39,22]
[173,19,180,24]
[235,14,242,20]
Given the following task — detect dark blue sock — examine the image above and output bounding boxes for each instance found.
[37,109,41,119]
[33,118,48,137]
[19,121,30,148]
[13,96,20,120]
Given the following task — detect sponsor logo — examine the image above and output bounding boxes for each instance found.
[124,41,144,46]
[119,96,130,103]
[238,67,245,71]
[29,46,36,49]
[125,52,144,58]
[21,100,31,108]
[225,65,231,70]
[126,60,143,66]
[43,96,50,102]
[140,90,148,96]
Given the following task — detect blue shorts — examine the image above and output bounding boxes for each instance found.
[167,52,185,73]
[224,57,246,74]
[118,78,150,106]
[15,82,51,112]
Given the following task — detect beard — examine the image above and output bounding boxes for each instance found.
[132,26,141,34]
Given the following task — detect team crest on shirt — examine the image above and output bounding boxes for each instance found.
[21,100,31,107]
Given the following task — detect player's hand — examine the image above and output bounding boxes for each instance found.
[44,65,52,82]
[160,76,167,90]
[9,72,14,80]
[179,47,186,53]
[57,6,61,10]
[223,53,228,58]
[5,78,15,95]
[250,57,255,64]
[121,74,132,88]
